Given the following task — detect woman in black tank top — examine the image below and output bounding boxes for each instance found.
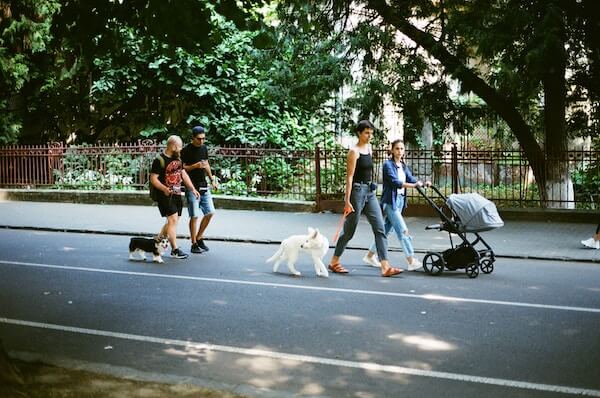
[352,152,373,184]
[327,120,403,277]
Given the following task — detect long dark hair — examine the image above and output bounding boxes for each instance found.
[389,139,405,162]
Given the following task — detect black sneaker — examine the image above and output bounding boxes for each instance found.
[171,248,189,259]
[197,239,210,252]
[191,243,203,254]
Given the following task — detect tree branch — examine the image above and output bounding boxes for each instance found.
[366,0,545,178]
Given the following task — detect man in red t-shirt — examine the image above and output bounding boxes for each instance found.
[150,135,199,259]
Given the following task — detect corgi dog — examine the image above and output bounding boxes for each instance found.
[266,227,329,277]
[129,235,169,263]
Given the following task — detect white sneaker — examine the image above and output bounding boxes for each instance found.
[407,258,423,271]
[362,255,381,268]
[581,238,600,249]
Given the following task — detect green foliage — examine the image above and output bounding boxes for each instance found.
[53,146,140,190]
[0,0,61,144]
[248,156,293,192]
[572,163,600,209]
[218,179,250,196]
[0,104,22,145]
[0,0,345,150]
[211,155,253,196]
[183,12,344,149]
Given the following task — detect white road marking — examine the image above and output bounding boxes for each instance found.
[2,259,600,313]
[1,316,599,396]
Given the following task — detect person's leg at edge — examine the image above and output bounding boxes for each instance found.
[362,190,400,275]
[581,223,600,249]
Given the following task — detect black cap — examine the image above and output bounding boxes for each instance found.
[191,126,205,134]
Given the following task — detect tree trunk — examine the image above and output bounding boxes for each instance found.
[542,3,571,208]
[421,118,433,149]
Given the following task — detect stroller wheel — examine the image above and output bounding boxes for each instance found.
[423,252,445,275]
[480,259,494,274]
[466,263,479,278]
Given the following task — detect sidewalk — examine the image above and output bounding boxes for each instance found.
[0,201,598,263]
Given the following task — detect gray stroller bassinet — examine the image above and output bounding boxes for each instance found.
[417,186,504,278]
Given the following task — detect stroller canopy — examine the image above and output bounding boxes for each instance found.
[447,193,504,232]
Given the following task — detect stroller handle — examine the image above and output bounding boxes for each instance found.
[415,184,448,201]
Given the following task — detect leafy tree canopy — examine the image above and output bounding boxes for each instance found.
[0,0,349,149]
[276,0,598,202]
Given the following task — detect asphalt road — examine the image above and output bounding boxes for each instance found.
[0,229,599,397]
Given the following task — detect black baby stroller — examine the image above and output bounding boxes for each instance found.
[416,185,504,278]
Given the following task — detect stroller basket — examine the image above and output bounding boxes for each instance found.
[446,193,504,233]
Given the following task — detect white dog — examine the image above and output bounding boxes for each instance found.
[266,227,329,277]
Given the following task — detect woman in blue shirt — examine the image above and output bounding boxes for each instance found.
[363,139,429,271]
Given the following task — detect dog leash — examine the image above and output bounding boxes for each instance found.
[332,208,352,244]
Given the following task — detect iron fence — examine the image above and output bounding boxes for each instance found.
[0,141,598,209]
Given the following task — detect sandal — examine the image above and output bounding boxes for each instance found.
[382,267,403,277]
[328,263,349,274]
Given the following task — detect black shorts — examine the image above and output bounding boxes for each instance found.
[157,194,183,217]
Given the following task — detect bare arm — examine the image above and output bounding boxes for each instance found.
[204,161,214,180]
[181,169,199,197]
[205,161,218,188]
[150,173,170,195]
[183,162,202,172]
[401,162,430,188]
[403,181,422,188]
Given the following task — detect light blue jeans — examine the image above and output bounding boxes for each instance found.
[369,195,414,258]
[334,183,388,261]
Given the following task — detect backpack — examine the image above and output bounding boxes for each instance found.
[149,155,166,201]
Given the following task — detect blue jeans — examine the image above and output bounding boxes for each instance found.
[334,183,388,261]
[369,195,414,258]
